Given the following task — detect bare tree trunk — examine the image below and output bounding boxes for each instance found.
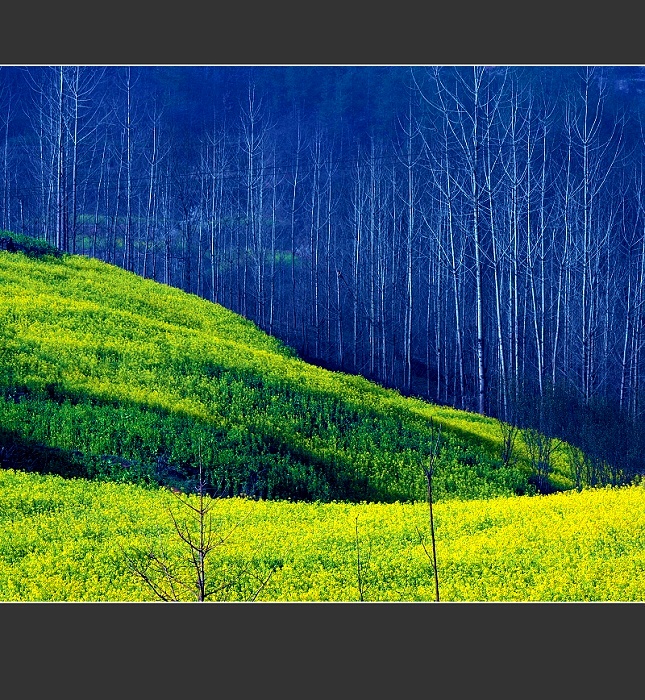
[289,113,302,346]
[55,67,67,252]
[269,147,278,335]
[0,85,13,231]
[142,110,159,279]
[122,67,134,272]
[352,154,363,374]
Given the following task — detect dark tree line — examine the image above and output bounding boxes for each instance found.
[2,64,645,479]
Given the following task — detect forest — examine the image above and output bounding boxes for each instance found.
[1,64,644,480]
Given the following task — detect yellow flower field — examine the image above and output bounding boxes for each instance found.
[0,468,642,602]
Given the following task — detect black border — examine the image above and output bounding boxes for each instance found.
[4,6,645,65]
[3,601,644,693]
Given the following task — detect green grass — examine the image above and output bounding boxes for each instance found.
[0,232,577,503]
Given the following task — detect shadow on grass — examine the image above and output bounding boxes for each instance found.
[0,425,155,486]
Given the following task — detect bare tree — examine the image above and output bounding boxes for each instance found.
[416,419,443,602]
[126,460,279,602]
[566,67,624,405]
[521,426,561,494]
[0,76,14,231]
[499,419,519,468]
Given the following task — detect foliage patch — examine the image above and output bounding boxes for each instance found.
[0,245,582,502]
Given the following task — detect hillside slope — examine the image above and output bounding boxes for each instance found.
[0,235,574,502]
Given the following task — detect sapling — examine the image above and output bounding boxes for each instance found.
[521,427,561,494]
[416,419,443,602]
[354,514,373,602]
[498,419,519,468]
[125,447,279,601]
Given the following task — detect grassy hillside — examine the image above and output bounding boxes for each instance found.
[2,233,641,603]
[0,232,574,502]
[1,467,643,602]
